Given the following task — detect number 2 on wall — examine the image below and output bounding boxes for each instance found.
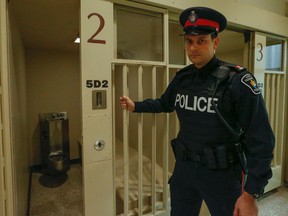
[87,13,106,44]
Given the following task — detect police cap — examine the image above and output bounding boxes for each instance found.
[179,7,227,35]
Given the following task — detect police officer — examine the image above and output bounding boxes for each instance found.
[120,6,274,216]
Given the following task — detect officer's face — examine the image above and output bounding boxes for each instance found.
[184,34,220,69]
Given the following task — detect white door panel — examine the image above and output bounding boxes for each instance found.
[81,0,114,215]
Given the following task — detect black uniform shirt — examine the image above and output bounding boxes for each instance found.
[134,56,275,195]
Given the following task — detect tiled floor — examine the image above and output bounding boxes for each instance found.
[29,164,288,216]
[258,185,288,216]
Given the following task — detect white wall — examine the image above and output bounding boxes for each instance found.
[240,0,288,16]
[141,0,288,37]
[26,49,81,165]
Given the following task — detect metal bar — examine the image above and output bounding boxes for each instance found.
[279,73,287,167]
[162,68,169,210]
[270,74,276,133]
[112,59,166,67]
[264,71,285,75]
[270,74,277,165]
[151,66,157,214]
[112,63,117,215]
[137,65,144,215]
[122,64,130,215]
[162,10,169,211]
[275,74,283,165]
[264,74,271,116]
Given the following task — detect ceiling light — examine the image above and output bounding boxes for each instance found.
[74,37,80,44]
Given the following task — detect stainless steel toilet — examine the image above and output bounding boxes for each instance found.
[39,112,70,175]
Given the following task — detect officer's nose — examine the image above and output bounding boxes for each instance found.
[186,43,197,52]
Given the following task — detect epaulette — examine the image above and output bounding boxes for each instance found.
[219,61,247,83]
[220,61,246,72]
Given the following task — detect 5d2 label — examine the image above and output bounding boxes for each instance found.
[86,80,108,88]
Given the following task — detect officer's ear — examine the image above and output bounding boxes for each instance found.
[212,35,220,49]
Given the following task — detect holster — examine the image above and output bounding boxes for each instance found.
[171,138,201,161]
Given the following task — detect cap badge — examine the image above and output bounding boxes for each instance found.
[188,11,198,23]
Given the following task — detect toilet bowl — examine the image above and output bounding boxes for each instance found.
[48,152,70,174]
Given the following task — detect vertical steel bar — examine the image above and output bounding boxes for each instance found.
[122,65,130,215]
[162,68,169,210]
[275,74,281,164]
[270,74,277,163]
[151,66,157,214]
[111,63,116,215]
[264,74,271,115]
[137,65,144,215]
[162,11,169,211]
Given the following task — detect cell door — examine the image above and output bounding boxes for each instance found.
[112,3,172,216]
[251,32,287,192]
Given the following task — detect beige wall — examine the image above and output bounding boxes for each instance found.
[26,49,81,165]
[218,49,244,66]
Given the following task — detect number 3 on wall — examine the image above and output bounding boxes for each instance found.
[87,13,106,44]
[256,42,263,61]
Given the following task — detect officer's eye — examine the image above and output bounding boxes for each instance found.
[197,39,206,45]
[184,39,192,46]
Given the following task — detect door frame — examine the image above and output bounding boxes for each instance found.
[0,0,15,215]
[251,31,287,192]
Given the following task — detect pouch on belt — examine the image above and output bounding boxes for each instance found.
[204,144,233,169]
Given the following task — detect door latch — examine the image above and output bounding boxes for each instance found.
[94,140,105,151]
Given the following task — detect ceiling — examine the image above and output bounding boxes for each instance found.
[10,0,80,52]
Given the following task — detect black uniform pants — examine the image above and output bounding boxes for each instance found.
[169,159,242,216]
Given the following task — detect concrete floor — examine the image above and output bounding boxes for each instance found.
[29,163,83,216]
[29,164,288,216]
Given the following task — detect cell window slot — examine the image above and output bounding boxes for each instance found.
[92,90,107,109]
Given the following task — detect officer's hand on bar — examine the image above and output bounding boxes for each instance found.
[120,96,135,112]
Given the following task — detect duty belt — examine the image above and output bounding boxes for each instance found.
[171,138,235,170]
[182,150,205,162]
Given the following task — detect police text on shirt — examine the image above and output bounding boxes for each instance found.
[174,94,218,113]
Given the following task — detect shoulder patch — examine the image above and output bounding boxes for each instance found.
[241,73,261,95]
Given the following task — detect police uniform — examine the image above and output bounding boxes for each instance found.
[133,7,275,216]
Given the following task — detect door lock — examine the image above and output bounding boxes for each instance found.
[94,140,105,151]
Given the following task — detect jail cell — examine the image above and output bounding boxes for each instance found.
[264,73,286,175]
[113,62,181,216]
